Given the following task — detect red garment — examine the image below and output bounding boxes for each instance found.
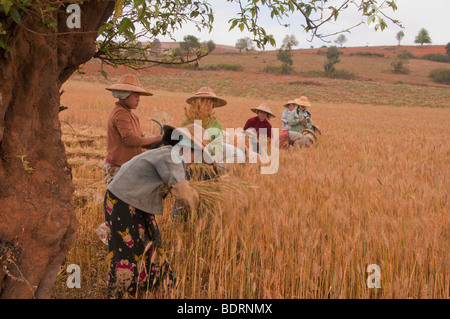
[243,116,272,138]
[106,102,146,166]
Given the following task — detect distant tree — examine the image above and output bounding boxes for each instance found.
[235,38,246,53]
[173,47,184,57]
[151,38,162,55]
[415,28,432,46]
[281,34,299,50]
[204,40,216,52]
[396,31,405,46]
[277,34,298,67]
[324,46,341,73]
[334,34,348,47]
[180,35,202,52]
[235,37,253,53]
[277,49,293,66]
[445,42,450,56]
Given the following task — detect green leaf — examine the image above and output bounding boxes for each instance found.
[229,19,238,31]
[239,23,244,32]
[100,69,108,79]
[2,2,12,15]
[0,39,13,56]
[367,16,376,25]
[118,17,133,34]
[387,1,397,11]
[133,0,144,8]
[333,9,339,21]
[288,2,295,12]
[14,1,29,13]
[269,37,276,47]
[97,22,112,36]
[10,7,21,25]
[114,0,125,19]
[305,6,312,17]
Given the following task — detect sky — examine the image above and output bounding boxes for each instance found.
[158,0,450,50]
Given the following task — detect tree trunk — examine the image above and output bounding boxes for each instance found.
[0,1,115,298]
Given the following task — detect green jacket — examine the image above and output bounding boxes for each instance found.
[288,108,313,133]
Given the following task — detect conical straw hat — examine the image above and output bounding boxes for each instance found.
[186,87,227,108]
[294,96,311,107]
[105,74,153,96]
[251,103,276,118]
[284,100,298,107]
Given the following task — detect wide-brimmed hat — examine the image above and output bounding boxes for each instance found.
[251,103,276,118]
[105,74,153,96]
[294,96,311,108]
[186,87,227,108]
[163,123,214,165]
[302,128,317,144]
[284,100,298,107]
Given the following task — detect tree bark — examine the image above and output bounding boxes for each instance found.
[0,1,115,298]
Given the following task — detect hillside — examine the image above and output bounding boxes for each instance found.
[76,44,449,108]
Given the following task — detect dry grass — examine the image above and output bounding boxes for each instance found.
[52,62,449,299]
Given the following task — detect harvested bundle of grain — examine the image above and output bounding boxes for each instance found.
[189,175,243,213]
[164,173,245,215]
[183,99,217,129]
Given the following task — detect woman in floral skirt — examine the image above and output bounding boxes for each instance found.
[104,123,214,298]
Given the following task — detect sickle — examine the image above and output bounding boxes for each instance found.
[151,119,163,135]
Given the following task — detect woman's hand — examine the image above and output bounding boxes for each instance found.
[141,135,163,149]
[171,180,200,213]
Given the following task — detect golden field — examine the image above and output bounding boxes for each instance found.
[53,48,449,299]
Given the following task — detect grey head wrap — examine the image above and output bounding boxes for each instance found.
[111,90,133,100]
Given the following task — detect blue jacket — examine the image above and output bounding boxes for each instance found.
[281,109,292,131]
